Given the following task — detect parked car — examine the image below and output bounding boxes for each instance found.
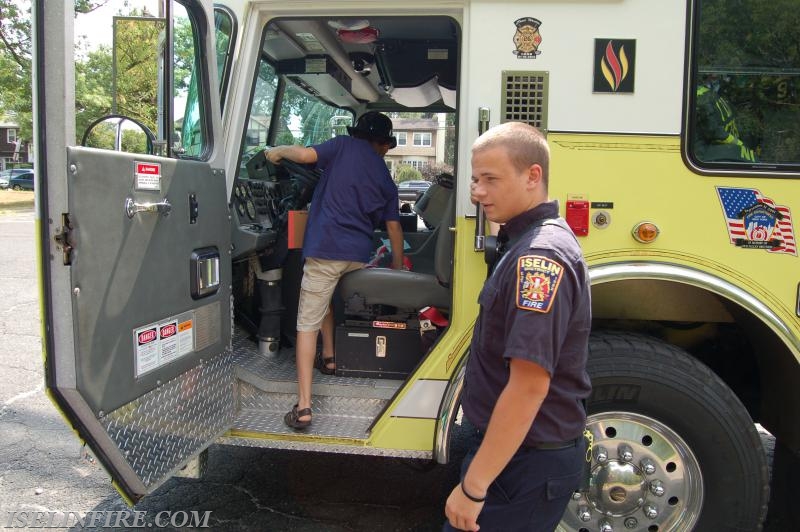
[8,170,35,191]
[0,168,33,190]
[397,180,431,201]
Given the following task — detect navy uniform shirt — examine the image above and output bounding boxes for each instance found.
[462,200,592,445]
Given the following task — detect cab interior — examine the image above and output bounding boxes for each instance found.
[225,14,461,439]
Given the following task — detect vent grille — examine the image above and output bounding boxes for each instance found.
[501,71,549,130]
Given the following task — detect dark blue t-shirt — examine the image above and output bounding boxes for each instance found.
[304,136,400,262]
[462,201,592,445]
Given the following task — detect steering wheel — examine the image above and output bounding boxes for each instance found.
[279,158,321,188]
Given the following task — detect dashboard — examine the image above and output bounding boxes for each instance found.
[230,150,320,261]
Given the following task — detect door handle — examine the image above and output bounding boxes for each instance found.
[125,197,172,218]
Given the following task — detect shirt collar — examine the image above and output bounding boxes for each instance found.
[498,200,560,242]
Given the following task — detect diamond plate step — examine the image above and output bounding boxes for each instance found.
[232,327,404,400]
[231,383,385,439]
[230,326,403,439]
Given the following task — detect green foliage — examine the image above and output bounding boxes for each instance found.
[697,0,800,163]
[0,0,33,141]
[395,165,422,183]
[111,17,163,135]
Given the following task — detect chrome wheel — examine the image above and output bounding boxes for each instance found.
[559,412,702,532]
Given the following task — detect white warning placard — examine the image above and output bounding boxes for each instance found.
[134,161,161,191]
[133,312,195,378]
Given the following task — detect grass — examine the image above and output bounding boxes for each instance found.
[0,189,35,212]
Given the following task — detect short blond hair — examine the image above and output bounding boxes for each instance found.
[472,122,550,189]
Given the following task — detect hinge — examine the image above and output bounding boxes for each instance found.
[53,213,74,265]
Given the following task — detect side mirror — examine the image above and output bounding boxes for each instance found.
[81,114,156,154]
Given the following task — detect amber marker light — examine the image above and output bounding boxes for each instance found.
[632,221,660,243]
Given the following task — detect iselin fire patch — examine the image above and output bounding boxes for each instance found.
[516,255,564,313]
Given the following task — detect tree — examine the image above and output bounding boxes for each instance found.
[0,1,113,145]
[395,164,422,183]
[0,0,33,142]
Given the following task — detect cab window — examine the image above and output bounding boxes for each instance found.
[274,80,351,147]
[237,33,352,178]
[689,0,800,171]
[214,7,236,107]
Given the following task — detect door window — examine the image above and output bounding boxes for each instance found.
[214,7,236,106]
[73,1,208,158]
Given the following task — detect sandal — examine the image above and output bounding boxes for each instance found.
[284,404,312,430]
[315,351,336,375]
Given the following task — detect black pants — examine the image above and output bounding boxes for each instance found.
[443,425,584,532]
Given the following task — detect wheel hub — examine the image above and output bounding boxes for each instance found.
[590,460,647,516]
[557,412,702,532]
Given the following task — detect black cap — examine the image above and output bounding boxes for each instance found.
[347,111,397,149]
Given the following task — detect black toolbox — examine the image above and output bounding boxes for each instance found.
[335,319,423,379]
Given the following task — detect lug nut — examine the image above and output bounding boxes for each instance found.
[599,520,614,532]
[644,504,659,519]
[640,458,656,475]
[577,506,591,522]
[624,517,638,529]
[596,446,608,463]
[649,479,665,496]
[618,444,634,462]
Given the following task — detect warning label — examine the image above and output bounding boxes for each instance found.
[134,161,161,191]
[134,313,194,377]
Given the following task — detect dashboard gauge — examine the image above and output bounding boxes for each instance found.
[234,184,243,199]
[246,198,257,220]
[236,201,246,218]
[238,183,247,198]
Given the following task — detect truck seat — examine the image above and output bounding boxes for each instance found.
[339,196,454,313]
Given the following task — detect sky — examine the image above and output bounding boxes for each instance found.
[74,0,161,50]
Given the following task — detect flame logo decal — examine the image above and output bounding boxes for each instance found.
[600,41,629,91]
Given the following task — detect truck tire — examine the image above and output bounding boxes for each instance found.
[559,331,769,532]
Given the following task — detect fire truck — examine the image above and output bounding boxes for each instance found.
[33,0,798,530]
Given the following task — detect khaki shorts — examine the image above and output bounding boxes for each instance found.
[296,258,364,332]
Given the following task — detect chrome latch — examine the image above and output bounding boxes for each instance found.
[125,197,171,219]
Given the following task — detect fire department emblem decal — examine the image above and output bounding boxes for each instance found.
[717,186,797,255]
[516,255,564,313]
[513,17,542,58]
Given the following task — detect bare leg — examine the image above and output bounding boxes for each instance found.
[294,329,317,423]
[319,305,335,370]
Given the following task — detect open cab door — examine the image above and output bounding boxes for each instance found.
[34,1,232,503]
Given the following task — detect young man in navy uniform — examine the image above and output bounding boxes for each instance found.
[266,112,405,429]
[444,122,592,531]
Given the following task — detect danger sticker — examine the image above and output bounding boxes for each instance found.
[135,161,161,191]
[133,314,194,377]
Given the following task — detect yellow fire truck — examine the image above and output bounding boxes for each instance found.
[34,0,798,530]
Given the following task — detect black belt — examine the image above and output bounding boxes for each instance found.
[525,437,582,450]
[474,429,581,451]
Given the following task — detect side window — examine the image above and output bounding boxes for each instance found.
[214,7,236,107]
[174,3,207,158]
[690,0,800,170]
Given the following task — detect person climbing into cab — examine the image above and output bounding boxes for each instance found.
[265,111,405,430]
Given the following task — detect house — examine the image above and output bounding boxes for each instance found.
[0,121,30,171]
[385,114,450,178]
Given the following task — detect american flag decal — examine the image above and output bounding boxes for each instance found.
[717,187,797,256]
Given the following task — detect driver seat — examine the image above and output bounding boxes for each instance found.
[338,196,454,315]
